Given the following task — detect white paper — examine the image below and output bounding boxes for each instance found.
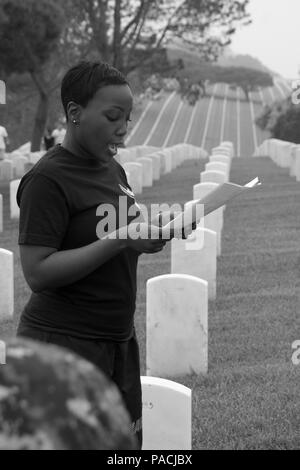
[161,177,261,237]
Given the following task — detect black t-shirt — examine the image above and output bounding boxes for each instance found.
[17,145,141,341]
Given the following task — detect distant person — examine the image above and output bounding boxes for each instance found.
[52,122,66,145]
[44,127,55,150]
[0,124,9,160]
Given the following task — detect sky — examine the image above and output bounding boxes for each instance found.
[230,0,299,79]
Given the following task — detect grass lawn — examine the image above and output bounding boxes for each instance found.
[0,155,299,449]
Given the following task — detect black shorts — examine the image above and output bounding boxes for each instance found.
[17,324,143,449]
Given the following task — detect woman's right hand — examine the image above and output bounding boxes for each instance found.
[120,223,169,254]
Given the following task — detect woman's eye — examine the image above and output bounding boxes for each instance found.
[106,115,119,122]
[106,114,132,123]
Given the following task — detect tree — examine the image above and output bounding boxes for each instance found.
[64,0,251,74]
[1,0,251,150]
[176,63,273,101]
[214,66,274,101]
[256,98,300,143]
[271,105,300,143]
[0,0,65,150]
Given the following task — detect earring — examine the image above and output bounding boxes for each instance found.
[72,119,79,124]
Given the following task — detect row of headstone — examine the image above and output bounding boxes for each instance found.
[0,179,22,229]
[254,138,300,182]
[0,154,40,181]
[1,144,58,325]
[0,178,20,233]
[142,141,234,449]
[0,149,23,319]
[3,144,208,224]
[118,143,208,195]
[0,153,18,316]
[1,139,45,182]
[145,141,233,375]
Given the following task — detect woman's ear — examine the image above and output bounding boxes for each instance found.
[66,101,81,123]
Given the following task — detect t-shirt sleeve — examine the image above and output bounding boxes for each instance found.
[18,172,70,248]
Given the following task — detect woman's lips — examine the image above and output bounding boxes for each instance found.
[107,144,118,156]
[107,143,124,156]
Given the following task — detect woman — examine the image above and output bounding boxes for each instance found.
[17,61,193,448]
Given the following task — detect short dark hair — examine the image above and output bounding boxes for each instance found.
[61,61,129,122]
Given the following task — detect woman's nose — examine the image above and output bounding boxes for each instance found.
[116,123,128,137]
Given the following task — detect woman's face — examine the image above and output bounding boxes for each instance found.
[74,84,133,162]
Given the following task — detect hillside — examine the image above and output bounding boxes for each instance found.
[217,52,277,76]
[166,42,277,77]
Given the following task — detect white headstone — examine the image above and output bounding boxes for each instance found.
[212,146,231,158]
[268,138,281,163]
[184,144,207,160]
[193,182,223,256]
[14,156,29,178]
[141,376,192,450]
[155,152,166,174]
[171,145,185,165]
[0,194,3,232]
[296,150,300,182]
[171,228,217,300]
[276,141,293,168]
[0,340,5,365]
[146,274,208,377]
[17,141,31,155]
[0,249,14,320]
[209,154,231,168]
[159,151,172,174]
[200,170,227,185]
[147,154,161,180]
[289,146,299,177]
[136,146,159,158]
[170,147,181,169]
[0,160,14,181]
[125,146,138,160]
[220,141,234,157]
[205,162,229,181]
[259,139,270,157]
[10,151,23,160]
[122,162,143,194]
[118,148,136,165]
[10,179,21,219]
[164,147,179,170]
[137,157,153,187]
[29,151,45,165]
[180,144,189,160]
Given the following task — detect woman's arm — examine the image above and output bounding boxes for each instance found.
[20,238,126,293]
[20,224,167,293]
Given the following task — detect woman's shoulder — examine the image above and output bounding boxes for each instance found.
[18,146,68,196]
[30,145,68,178]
